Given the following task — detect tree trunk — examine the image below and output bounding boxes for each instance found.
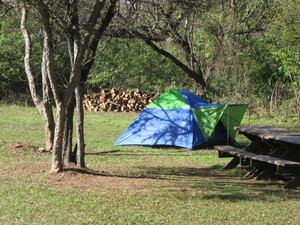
[51,104,66,173]
[42,104,55,151]
[75,84,85,168]
[41,34,55,151]
[20,1,55,151]
[19,0,118,173]
[63,95,75,166]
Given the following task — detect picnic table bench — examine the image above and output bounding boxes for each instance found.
[214,125,300,189]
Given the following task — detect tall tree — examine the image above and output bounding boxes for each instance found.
[15,0,117,172]
[106,0,270,99]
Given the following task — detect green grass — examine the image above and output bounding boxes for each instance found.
[0,105,300,225]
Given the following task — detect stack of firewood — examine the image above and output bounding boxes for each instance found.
[83,88,159,112]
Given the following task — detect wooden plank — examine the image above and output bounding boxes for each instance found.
[216,145,300,188]
[251,155,300,167]
[272,136,300,145]
[215,145,256,159]
[235,126,300,140]
[215,145,300,167]
[218,151,233,158]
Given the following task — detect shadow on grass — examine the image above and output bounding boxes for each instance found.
[69,145,300,201]
[64,167,170,181]
[85,148,213,157]
[64,164,300,202]
[86,150,121,155]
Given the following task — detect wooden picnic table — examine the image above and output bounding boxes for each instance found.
[237,125,300,141]
[215,125,300,189]
[237,125,300,161]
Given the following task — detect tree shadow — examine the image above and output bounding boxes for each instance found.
[86,150,121,155]
[63,167,170,180]
[63,164,300,201]
[85,148,203,157]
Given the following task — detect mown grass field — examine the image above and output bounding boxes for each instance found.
[0,105,300,225]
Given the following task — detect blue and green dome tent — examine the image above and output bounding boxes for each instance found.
[115,89,247,149]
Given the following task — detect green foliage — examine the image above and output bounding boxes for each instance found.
[0,16,27,101]
[264,0,300,114]
[1,1,300,117]
[88,39,196,93]
[195,0,300,117]
[0,7,70,103]
[0,8,43,103]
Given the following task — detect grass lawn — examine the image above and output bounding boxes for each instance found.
[0,105,300,225]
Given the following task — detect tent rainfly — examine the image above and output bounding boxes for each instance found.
[115,89,248,149]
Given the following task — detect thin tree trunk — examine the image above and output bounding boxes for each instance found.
[75,84,85,168]
[51,104,66,173]
[20,1,55,151]
[41,32,55,151]
[35,1,65,173]
[63,95,75,166]
[42,104,55,151]
[20,0,117,173]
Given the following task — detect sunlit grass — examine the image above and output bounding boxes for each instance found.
[0,105,300,225]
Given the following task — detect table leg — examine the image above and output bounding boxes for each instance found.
[222,157,240,170]
[245,168,263,179]
[255,168,276,180]
[284,175,300,189]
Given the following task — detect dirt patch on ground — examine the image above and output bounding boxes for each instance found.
[3,143,300,197]
[2,143,202,193]
[46,163,282,196]
[47,164,190,193]
[5,142,49,153]
[6,142,37,151]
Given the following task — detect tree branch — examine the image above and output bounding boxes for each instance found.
[81,0,119,82]
[36,0,61,104]
[144,39,206,89]
[19,0,42,105]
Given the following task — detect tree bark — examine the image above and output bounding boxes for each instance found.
[35,1,65,173]
[51,104,66,173]
[20,0,55,151]
[42,104,55,151]
[75,84,85,168]
[63,95,75,166]
[41,29,55,151]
